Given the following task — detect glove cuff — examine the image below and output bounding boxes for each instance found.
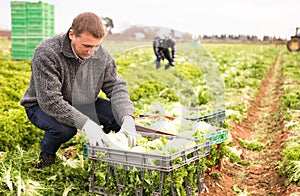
[122,115,134,123]
[82,119,92,131]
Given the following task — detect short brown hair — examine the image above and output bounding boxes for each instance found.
[71,12,106,38]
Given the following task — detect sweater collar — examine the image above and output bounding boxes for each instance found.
[61,28,77,59]
[70,42,84,63]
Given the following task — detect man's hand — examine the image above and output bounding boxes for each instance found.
[120,116,137,147]
[82,119,110,146]
[170,59,175,66]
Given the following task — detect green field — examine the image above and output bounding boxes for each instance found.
[0,39,299,195]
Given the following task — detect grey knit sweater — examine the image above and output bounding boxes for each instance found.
[20,32,134,129]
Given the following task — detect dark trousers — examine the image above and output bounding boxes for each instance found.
[25,98,120,155]
[154,47,172,69]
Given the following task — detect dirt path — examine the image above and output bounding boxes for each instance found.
[202,54,299,195]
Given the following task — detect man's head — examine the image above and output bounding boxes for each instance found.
[69,12,106,59]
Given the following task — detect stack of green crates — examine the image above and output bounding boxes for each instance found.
[11,1,55,60]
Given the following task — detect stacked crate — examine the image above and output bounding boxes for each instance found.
[11,1,55,60]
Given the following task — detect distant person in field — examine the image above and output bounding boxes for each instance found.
[153,35,176,69]
[20,12,137,168]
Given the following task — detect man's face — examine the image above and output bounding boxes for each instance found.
[69,29,102,59]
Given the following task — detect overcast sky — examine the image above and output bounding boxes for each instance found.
[1,0,299,39]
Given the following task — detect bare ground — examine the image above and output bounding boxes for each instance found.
[202,54,300,196]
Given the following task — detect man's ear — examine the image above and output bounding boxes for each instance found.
[69,29,74,40]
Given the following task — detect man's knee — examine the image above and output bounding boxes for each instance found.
[59,127,77,142]
[48,125,77,143]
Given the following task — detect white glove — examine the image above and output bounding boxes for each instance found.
[82,119,110,147]
[120,116,137,147]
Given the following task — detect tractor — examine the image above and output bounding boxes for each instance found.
[287,27,300,51]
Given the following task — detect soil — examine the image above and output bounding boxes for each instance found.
[201,54,300,196]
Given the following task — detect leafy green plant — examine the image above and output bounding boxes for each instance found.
[130,80,178,102]
[223,144,250,166]
[277,144,300,185]
[278,159,300,186]
[237,138,263,151]
[276,51,300,186]
[211,171,222,180]
[231,183,249,195]
[0,146,92,195]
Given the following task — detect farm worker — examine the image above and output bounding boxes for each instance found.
[20,12,137,168]
[153,35,176,69]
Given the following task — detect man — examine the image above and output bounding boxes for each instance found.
[20,12,136,168]
[153,35,176,69]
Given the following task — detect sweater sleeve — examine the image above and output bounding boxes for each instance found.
[31,46,89,129]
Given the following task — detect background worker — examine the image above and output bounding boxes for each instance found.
[20,12,137,168]
[153,35,176,69]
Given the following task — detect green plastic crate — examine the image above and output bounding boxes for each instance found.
[11,37,27,44]
[11,27,27,36]
[26,1,48,9]
[202,129,227,145]
[11,11,27,18]
[27,37,45,45]
[10,1,27,10]
[11,18,27,25]
[11,50,28,59]
[27,10,50,18]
